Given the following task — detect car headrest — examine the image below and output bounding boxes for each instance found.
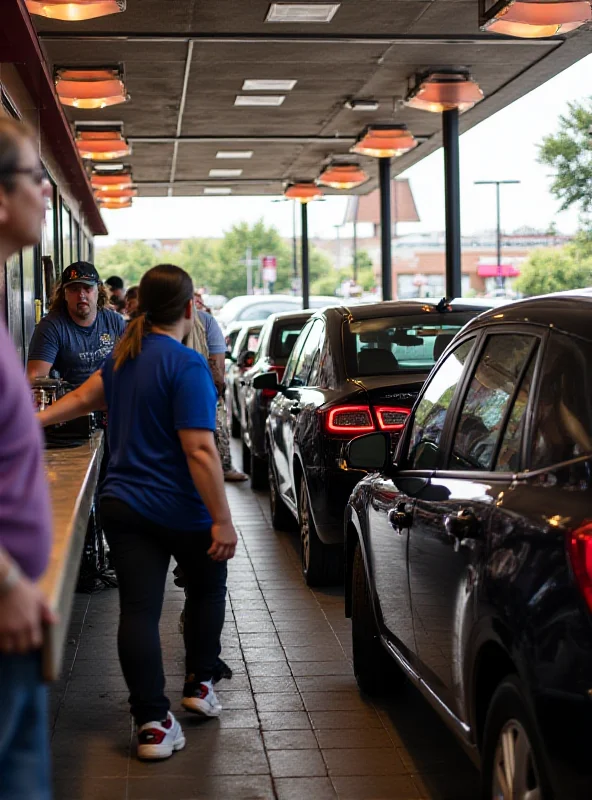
[281,333,299,358]
[433,333,456,362]
[358,348,398,375]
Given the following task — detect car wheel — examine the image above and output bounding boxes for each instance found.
[250,449,268,491]
[268,456,294,530]
[231,413,241,439]
[242,439,251,474]
[298,477,342,587]
[481,675,551,800]
[351,543,402,696]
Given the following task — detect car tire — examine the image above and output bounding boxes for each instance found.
[351,543,401,696]
[231,413,241,439]
[242,439,251,474]
[250,449,268,491]
[298,477,342,588]
[481,675,552,800]
[268,456,294,531]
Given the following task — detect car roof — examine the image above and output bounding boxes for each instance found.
[318,299,493,322]
[462,289,592,340]
[265,309,313,326]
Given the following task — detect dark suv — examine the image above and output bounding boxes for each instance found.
[344,290,592,799]
[240,310,312,489]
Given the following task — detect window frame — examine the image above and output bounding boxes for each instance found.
[289,319,325,388]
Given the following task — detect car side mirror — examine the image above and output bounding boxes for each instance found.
[346,432,390,471]
[253,371,281,392]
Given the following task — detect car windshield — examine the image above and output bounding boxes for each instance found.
[270,320,309,365]
[344,312,477,377]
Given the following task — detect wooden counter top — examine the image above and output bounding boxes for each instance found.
[40,431,104,681]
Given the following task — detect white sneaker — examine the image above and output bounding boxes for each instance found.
[137,712,186,760]
[181,679,222,717]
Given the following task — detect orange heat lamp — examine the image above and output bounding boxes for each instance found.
[405,72,483,114]
[480,0,591,37]
[95,188,137,200]
[317,163,368,190]
[91,171,133,191]
[76,130,131,161]
[284,182,323,203]
[351,125,417,158]
[98,198,133,210]
[26,0,125,21]
[55,68,127,110]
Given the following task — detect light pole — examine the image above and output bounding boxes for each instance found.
[474,180,520,290]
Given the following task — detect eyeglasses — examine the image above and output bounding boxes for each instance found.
[0,166,49,185]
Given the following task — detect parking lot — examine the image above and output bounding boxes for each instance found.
[50,442,480,800]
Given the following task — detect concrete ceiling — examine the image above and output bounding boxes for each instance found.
[33,1,592,198]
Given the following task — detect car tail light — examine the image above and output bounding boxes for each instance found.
[375,406,410,432]
[567,522,592,613]
[262,389,277,399]
[325,405,375,434]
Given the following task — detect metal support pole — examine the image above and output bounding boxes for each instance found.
[292,200,298,293]
[301,201,310,310]
[379,157,392,301]
[352,197,358,283]
[443,108,461,300]
[246,246,253,295]
[495,182,503,290]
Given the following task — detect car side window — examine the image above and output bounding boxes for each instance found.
[283,322,313,386]
[530,333,592,469]
[449,335,535,472]
[407,338,475,470]
[495,356,536,473]
[291,320,324,388]
[307,325,326,387]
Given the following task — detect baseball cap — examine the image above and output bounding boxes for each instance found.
[62,261,101,287]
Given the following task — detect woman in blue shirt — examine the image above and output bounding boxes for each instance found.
[39,264,237,762]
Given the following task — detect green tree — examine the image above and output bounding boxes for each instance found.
[174,238,220,290]
[515,239,592,297]
[538,99,592,215]
[95,240,161,284]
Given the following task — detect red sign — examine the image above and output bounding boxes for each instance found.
[477,264,520,278]
[261,255,277,283]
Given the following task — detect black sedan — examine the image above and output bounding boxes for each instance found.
[344,290,592,799]
[256,299,488,586]
[240,309,313,489]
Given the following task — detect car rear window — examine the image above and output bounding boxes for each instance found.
[344,312,476,377]
[270,321,308,365]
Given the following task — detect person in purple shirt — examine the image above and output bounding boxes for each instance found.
[0,118,55,800]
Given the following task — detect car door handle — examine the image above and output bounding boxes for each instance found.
[289,404,302,415]
[444,508,479,551]
[388,502,413,533]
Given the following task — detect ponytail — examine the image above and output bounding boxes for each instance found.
[113,313,151,370]
[111,264,193,370]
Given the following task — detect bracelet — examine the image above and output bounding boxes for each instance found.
[0,561,22,596]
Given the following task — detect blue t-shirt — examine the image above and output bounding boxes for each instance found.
[100,333,217,530]
[196,310,226,355]
[28,308,125,387]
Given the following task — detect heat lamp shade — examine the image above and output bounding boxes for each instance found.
[352,126,417,158]
[406,73,483,113]
[482,0,590,36]
[284,183,323,202]
[56,69,127,110]
[26,0,125,21]
[317,164,369,189]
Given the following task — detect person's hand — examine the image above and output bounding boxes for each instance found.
[0,576,58,654]
[208,520,238,562]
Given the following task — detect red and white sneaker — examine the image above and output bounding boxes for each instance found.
[181,678,222,717]
[137,712,186,760]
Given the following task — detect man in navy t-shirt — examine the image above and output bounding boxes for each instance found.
[27,262,125,387]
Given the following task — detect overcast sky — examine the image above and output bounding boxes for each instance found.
[97,53,592,247]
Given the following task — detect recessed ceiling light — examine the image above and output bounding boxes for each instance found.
[235,95,285,107]
[204,187,232,195]
[242,79,297,92]
[209,169,243,177]
[216,151,254,159]
[266,3,340,23]
[345,98,380,112]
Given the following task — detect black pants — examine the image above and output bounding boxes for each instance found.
[100,497,227,725]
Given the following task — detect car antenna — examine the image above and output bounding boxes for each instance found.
[436,297,452,313]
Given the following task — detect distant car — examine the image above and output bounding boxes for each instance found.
[217,294,338,332]
[239,310,313,488]
[344,290,592,799]
[256,300,490,586]
[224,320,259,362]
[225,323,262,437]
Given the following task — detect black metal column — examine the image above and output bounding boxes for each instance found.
[301,201,310,310]
[379,157,392,301]
[443,108,462,299]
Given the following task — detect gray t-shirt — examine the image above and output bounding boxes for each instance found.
[28,308,126,387]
